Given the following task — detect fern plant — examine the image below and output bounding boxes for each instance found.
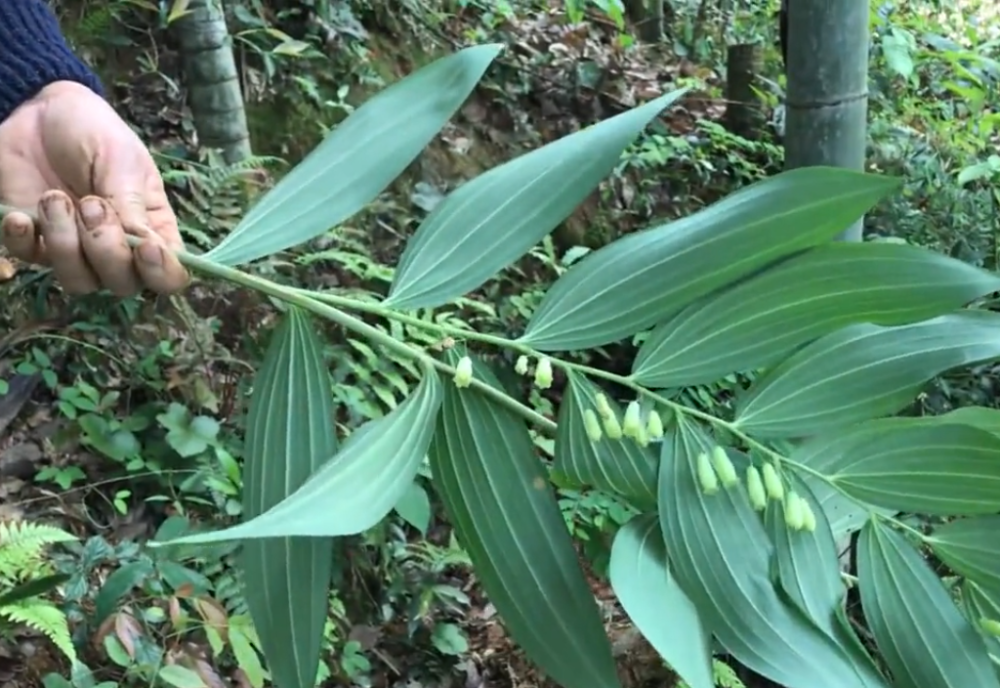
[0,521,77,663]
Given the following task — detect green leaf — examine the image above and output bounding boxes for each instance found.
[765,482,885,685]
[658,418,888,688]
[385,89,687,309]
[157,665,205,688]
[791,408,1000,538]
[430,357,619,688]
[857,520,999,688]
[93,560,154,625]
[394,481,432,536]
[632,242,1000,387]
[154,374,441,544]
[960,580,1000,658]
[431,623,469,655]
[934,406,1000,435]
[519,167,900,351]
[555,372,657,509]
[791,418,918,538]
[765,478,885,678]
[205,45,501,266]
[609,514,714,688]
[735,311,1000,438]
[239,308,337,688]
[929,516,1000,593]
[823,422,1000,515]
[0,573,71,608]
[765,480,844,631]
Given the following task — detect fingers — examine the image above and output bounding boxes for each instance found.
[1,211,42,264]
[38,192,100,294]
[77,197,140,296]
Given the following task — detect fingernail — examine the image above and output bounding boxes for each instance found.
[80,198,105,230]
[137,242,163,267]
[40,195,72,226]
[4,222,28,238]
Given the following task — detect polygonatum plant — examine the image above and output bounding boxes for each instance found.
[5,43,1000,688]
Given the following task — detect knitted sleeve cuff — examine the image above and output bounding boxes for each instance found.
[0,0,106,124]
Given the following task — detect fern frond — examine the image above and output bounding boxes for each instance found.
[0,521,75,582]
[0,601,76,662]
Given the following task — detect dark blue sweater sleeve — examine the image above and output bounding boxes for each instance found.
[0,0,105,124]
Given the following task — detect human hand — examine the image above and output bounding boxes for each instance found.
[0,81,188,296]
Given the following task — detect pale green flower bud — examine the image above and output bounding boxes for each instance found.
[784,491,805,531]
[583,409,603,442]
[646,411,664,440]
[594,393,613,419]
[622,401,642,438]
[534,357,553,389]
[762,462,785,501]
[979,618,1000,636]
[514,355,529,375]
[602,412,623,440]
[696,451,719,495]
[746,465,767,511]
[453,356,474,388]
[710,446,738,488]
[800,499,817,532]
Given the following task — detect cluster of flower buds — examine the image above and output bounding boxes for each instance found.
[703,455,816,532]
[582,393,666,448]
[514,354,553,390]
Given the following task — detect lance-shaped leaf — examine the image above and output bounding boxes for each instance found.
[791,408,1000,538]
[928,516,1000,593]
[555,371,657,509]
[519,167,900,352]
[766,479,846,631]
[153,373,442,544]
[823,423,1000,515]
[734,311,1000,438]
[430,357,619,688]
[609,514,714,688]
[632,242,1000,387]
[658,418,889,688]
[386,89,687,309]
[239,308,338,688]
[205,45,501,266]
[765,478,886,678]
[857,520,999,688]
[791,418,920,538]
[960,581,1000,658]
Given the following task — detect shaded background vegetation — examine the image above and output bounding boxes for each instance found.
[0,0,997,687]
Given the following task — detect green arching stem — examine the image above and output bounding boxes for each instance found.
[0,203,922,540]
[302,287,930,541]
[0,203,556,434]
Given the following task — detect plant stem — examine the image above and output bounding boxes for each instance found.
[300,287,927,538]
[0,204,556,434]
[0,206,918,538]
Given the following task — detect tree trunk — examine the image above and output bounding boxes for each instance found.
[724,43,765,139]
[784,0,871,242]
[174,0,253,165]
[625,0,664,43]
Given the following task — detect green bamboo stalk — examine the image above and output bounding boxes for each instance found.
[174,0,253,165]
[783,0,871,242]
